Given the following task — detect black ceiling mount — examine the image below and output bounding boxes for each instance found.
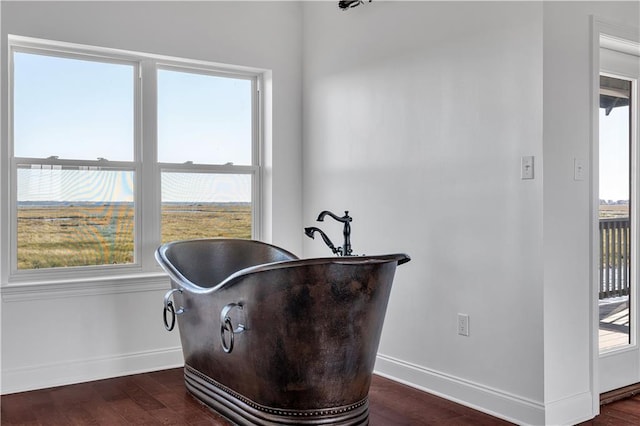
[338,0,371,11]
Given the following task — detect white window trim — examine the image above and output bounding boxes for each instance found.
[2,35,265,291]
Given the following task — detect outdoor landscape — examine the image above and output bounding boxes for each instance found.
[599,200,629,218]
[17,202,251,269]
[17,199,627,270]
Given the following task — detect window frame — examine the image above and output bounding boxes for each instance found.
[5,35,262,285]
[155,62,261,242]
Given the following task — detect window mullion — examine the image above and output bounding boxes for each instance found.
[13,157,136,169]
[253,76,262,240]
[140,59,161,272]
[157,163,258,174]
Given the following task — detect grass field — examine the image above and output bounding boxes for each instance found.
[599,203,629,219]
[17,203,251,269]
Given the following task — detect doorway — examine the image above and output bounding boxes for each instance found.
[598,34,640,394]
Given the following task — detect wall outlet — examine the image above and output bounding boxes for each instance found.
[457,313,470,336]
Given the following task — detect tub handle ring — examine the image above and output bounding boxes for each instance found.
[220,303,245,353]
[163,289,184,331]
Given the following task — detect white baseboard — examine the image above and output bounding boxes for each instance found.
[1,346,184,395]
[374,353,546,426]
[543,391,594,426]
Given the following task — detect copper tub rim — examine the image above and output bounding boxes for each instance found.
[156,238,409,294]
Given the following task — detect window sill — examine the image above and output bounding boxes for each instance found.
[1,272,170,302]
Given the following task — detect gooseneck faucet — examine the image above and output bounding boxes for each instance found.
[304,210,353,256]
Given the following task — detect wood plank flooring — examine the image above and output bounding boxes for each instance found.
[0,368,511,425]
[581,393,640,426]
[1,368,639,425]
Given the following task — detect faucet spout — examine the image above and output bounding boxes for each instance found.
[305,211,353,256]
[317,210,351,224]
[304,227,342,256]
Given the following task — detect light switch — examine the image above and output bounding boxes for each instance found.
[574,158,585,181]
[521,156,534,180]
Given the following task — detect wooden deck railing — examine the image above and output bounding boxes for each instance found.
[600,217,631,299]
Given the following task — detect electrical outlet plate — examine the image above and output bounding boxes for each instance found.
[574,158,585,181]
[521,156,534,180]
[457,313,469,336]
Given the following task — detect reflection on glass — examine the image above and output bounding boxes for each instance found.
[16,166,135,269]
[161,172,252,243]
[599,75,631,351]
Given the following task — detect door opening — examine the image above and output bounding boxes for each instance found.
[599,74,632,353]
[597,34,640,394]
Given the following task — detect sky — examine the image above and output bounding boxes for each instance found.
[14,51,252,203]
[13,50,634,204]
[599,105,631,202]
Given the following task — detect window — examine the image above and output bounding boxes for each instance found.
[599,74,632,351]
[157,67,256,243]
[7,36,261,280]
[12,50,137,271]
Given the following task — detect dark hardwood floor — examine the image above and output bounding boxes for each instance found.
[0,368,638,425]
[579,392,640,426]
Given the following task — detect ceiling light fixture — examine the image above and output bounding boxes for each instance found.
[338,0,371,11]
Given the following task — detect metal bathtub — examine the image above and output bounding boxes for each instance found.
[157,238,409,425]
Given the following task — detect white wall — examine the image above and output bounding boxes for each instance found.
[0,1,303,393]
[302,1,637,425]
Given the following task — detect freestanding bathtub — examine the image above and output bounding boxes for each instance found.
[157,238,409,425]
